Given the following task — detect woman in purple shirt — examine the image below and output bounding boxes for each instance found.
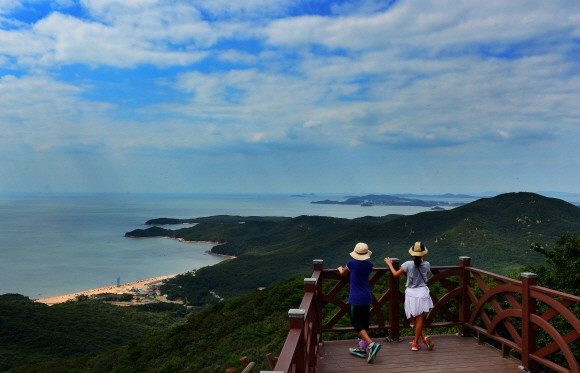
[338,242,381,363]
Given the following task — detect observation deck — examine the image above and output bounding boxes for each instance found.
[262,257,580,373]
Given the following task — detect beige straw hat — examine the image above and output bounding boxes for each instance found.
[350,242,372,260]
[409,241,428,256]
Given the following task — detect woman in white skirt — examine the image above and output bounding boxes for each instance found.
[385,242,435,351]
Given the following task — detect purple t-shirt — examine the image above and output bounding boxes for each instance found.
[346,259,373,305]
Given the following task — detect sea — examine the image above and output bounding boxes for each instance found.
[2,192,575,299]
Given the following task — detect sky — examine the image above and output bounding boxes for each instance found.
[0,0,579,195]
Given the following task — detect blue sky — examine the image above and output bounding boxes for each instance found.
[0,0,579,194]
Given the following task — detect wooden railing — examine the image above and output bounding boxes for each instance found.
[262,257,580,373]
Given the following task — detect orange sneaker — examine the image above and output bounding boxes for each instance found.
[411,342,420,351]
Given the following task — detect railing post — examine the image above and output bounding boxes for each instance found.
[313,259,323,272]
[521,272,539,372]
[313,259,323,346]
[458,256,471,337]
[303,278,317,372]
[388,258,401,341]
[304,278,316,293]
[289,309,306,373]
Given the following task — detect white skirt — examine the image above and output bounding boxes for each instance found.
[404,286,433,319]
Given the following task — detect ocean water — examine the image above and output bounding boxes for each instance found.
[0,193,450,299]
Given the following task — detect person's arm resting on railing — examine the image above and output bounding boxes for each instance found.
[384,257,405,277]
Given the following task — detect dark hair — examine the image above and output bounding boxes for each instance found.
[413,255,428,284]
[413,255,422,268]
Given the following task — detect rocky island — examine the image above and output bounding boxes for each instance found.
[311,194,464,208]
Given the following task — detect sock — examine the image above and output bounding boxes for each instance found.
[358,338,368,350]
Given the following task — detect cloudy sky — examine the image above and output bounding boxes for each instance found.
[0,0,579,194]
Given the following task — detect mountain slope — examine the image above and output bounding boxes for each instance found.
[125,192,580,300]
[0,295,189,371]
[7,277,304,373]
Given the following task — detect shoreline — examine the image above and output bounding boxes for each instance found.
[125,235,226,247]
[125,235,236,258]
[35,274,177,306]
[34,238,235,305]
[33,252,235,305]
[204,250,236,259]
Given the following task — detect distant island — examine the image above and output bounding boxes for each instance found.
[391,193,479,199]
[291,193,316,197]
[311,194,465,207]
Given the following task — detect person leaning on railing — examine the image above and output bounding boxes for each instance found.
[385,241,435,351]
[337,242,382,363]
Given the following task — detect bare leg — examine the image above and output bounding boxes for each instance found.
[358,329,372,344]
[413,314,424,345]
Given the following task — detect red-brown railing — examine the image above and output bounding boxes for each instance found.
[264,257,580,373]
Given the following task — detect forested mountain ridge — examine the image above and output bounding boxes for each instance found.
[6,277,305,373]
[126,192,580,301]
[0,295,190,371]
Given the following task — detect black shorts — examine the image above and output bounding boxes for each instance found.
[348,304,370,333]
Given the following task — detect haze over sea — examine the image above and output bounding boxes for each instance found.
[3,192,578,299]
[1,193,454,299]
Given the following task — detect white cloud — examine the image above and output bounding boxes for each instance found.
[217,49,258,65]
[264,1,580,53]
[1,1,241,68]
[32,12,210,67]
[0,74,118,150]
[0,0,579,193]
[0,0,22,15]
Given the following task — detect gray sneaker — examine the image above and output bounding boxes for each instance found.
[366,342,381,363]
[349,347,367,358]
[424,336,434,350]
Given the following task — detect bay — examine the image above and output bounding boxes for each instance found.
[0,192,442,299]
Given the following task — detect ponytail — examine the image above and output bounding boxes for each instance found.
[413,255,422,268]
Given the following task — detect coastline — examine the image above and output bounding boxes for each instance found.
[204,250,236,259]
[34,235,237,306]
[35,274,177,306]
[125,235,236,258]
[33,252,235,306]
[125,234,226,247]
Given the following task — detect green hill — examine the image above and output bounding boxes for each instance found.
[0,295,190,371]
[125,192,580,302]
[6,277,305,373]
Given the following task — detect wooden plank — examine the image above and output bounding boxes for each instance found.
[317,334,523,372]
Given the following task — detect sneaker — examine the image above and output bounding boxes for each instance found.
[423,336,434,350]
[366,342,381,363]
[411,342,420,351]
[349,347,367,358]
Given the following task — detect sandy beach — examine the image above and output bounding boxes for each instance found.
[35,274,177,305]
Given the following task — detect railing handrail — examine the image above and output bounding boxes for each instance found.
[264,257,580,373]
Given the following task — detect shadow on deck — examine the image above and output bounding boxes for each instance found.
[317,335,524,373]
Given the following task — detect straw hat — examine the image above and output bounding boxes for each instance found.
[409,241,428,256]
[350,242,372,260]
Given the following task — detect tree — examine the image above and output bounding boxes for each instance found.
[527,232,580,295]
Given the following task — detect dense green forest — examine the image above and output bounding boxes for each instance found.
[0,298,190,371]
[6,277,305,373]
[127,192,580,303]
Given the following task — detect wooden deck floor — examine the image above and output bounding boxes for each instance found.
[316,334,524,373]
